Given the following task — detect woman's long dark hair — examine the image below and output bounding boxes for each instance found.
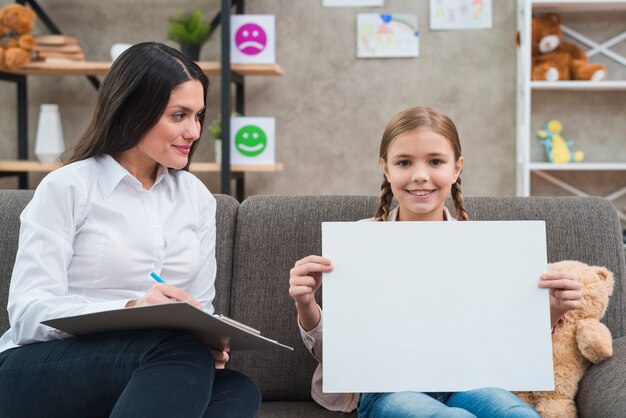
[66,42,209,169]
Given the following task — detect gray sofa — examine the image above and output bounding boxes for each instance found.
[1,190,625,417]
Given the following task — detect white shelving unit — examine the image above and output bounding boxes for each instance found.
[516,0,626,229]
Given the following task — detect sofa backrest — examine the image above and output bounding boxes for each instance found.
[0,190,33,333]
[228,195,381,401]
[464,196,626,339]
[212,194,240,315]
[2,192,625,402]
[0,190,239,333]
[228,195,626,401]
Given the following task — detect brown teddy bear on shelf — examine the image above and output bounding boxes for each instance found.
[515,260,614,418]
[0,3,37,70]
[531,13,607,81]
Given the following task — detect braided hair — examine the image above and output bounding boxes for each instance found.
[374,176,393,221]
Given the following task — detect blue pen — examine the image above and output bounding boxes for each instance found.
[150,272,166,283]
[150,272,182,303]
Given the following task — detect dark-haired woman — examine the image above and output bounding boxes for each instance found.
[0,42,261,417]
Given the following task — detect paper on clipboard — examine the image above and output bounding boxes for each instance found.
[42,302,293,351]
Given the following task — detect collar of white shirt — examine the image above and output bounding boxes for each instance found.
[96,155,174,200]
[387,206,455,221]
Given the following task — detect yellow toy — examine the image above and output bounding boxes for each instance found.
[516,260,614,418]
[537,120,584,164]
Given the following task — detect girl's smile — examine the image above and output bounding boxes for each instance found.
[406,189,435,198]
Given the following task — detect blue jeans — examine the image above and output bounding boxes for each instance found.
[359,388,540,418]
[0,330,261,418]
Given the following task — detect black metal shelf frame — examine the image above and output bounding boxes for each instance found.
[219,0,247,201]
[1,0,248,200]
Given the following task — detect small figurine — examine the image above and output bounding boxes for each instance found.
[537,120,584,164]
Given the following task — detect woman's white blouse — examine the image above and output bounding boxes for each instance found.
[0,155,217,353]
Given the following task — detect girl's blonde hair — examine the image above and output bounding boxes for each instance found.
[374,106,468,221]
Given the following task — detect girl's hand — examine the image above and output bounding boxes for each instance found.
[289,255,333,331]
[539,271,582,326]
[288,255,333,307]
[211,350,229,369]
[125,283,201,309]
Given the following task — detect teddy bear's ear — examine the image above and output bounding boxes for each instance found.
[24,6,37,21]
[594,266,615,294]
[547,13,561,25]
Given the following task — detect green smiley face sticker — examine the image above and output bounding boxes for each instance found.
[235,125,267,157]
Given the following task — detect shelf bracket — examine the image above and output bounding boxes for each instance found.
[18,0,100,90]
[561,24,626,68]
[533,170,626,223]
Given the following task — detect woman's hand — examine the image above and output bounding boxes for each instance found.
[126,283,201,309]
[539,271,582,326]
[211,350,229,369]
[288,255,333,331]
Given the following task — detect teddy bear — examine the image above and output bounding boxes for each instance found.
[0,3,37,70]
[515,260,614,418]
[531,13,607,81]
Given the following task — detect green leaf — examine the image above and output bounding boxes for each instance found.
[166,9,213,46]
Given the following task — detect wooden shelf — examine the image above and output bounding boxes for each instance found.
[3,61,285,77]
[191,162,284,172]
[530,162,626,171]
[533,0,626,11]
[531,81,626,90]
[0,160,284,173]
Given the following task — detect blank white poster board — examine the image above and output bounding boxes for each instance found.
[322,221,554,393]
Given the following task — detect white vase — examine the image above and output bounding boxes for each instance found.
[110,43,133,61]
[214,139,222,163]
[34,104,65,164]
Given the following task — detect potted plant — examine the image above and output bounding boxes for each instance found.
[209,113,239,163]
[166,9,214,61]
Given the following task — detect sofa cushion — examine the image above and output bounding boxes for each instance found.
[0,191,34,333]
[464,196,626,339]
[577,335,626,417]
[213,194,239,315]
[229,195,626,403]
[228,195,378,401]
[260,401,356,417]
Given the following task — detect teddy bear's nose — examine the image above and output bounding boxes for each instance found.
[540,35,560,53]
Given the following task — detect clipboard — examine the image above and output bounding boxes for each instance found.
[42,302,293,351]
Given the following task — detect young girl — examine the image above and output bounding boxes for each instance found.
[289,106,582,418]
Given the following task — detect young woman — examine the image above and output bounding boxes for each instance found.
[289,106,582,418]
[0,42,260,418]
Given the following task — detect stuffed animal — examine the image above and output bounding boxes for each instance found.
[516,260,614,418]
[531,13,606,81]
[0,3,36,70]
[538,119,584,164]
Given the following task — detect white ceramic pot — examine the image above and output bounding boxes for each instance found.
[214,139,222,163]
[110,43,133,61]
[34,104,65,164]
